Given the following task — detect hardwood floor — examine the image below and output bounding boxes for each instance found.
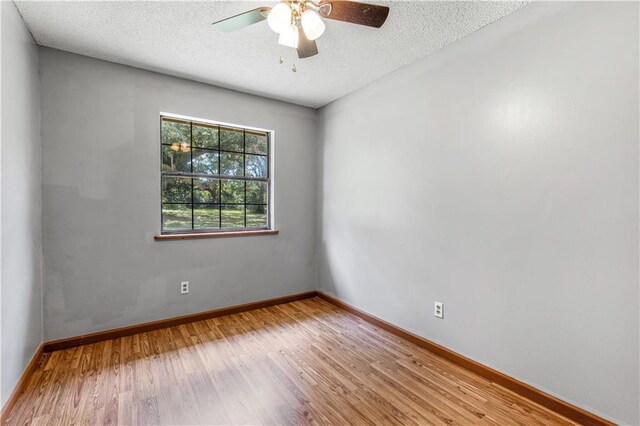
[4,298,576,425]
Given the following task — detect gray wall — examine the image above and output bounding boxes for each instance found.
[317,2,639,424]
[39,48,317,341]
[1,1,43,407]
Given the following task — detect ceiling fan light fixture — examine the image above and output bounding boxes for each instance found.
[278,24,299,48]
[210,1,390,60]
[301,9,325,41]
[267,2,292,34]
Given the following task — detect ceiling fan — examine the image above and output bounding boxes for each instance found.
[211,1,390,59]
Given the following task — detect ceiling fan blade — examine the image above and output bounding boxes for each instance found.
[297,28,319,59]
[320,1,389,28]
[211,7,271,32]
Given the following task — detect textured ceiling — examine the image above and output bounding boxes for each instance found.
[15,1,529,108]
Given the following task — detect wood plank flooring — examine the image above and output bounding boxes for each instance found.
[4,298,576,425]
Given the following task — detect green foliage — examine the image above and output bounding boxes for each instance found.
[162,146,191,173]
[221,180,245,204]
[194,178,219,203]
[246,155,267,177]
[162,121,189,145]
[246,133,268,155]
[193,125,218,149]
[247,204,267,217]
[247,182,267,204]
[192,150,219,174]
[162,205,266,230]
[162,177,191,203]
[220,127,244,152]
[220,152,244,176]
[161,119,269,231]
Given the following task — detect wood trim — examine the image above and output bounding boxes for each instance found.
[316,291,615,426]
[43,291,315,352]
[154,229,279,241]
[0,344,44,424]
[161,117,190,125]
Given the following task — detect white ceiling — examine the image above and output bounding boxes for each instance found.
[15,1,529,108]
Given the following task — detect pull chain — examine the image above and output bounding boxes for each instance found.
[278,50,298,73]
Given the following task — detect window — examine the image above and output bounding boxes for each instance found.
[160,115,270,234]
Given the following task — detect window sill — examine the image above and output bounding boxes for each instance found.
[155,229,279,241]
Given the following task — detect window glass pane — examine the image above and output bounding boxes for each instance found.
[246,181,267,205]
[162,120,190,147]
[162,204,192,231]
[246,155,267,178]
[193,124,218,149]
[161,116,270,234]
[221,180,245,204]
[221,205,245,228]
[192,149,219,174]
[247,205,268,227]
[193,178,220,203]
[220,152,244,176]
[162,145,191,173]
[194,204,220,229]
[162,177,192,203]
[246,132,268,155]
[220,127,244,152]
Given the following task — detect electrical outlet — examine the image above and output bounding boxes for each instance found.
[180,281,189,294]
[434,301,444,319]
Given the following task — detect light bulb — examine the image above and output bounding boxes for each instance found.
[278,24,299,48]
[301,9,325,41]
[171,142,180,151]
[267,2,292,34]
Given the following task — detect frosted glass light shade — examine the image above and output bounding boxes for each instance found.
[278,24,299,48]
[301,9,325,40]
[267,2,292,34]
